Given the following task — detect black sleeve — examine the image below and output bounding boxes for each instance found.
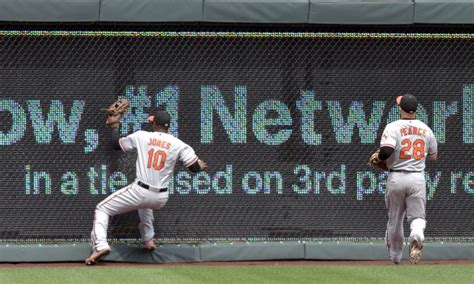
[187,160,201,173]
[378,146,394,161]
[111,128,122,151]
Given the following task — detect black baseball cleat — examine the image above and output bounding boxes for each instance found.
[85,248,111,265]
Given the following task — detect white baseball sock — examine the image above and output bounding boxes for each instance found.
[410,218,426,243]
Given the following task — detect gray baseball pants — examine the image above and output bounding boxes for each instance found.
[385,172,427,263]
[90,181,169,252]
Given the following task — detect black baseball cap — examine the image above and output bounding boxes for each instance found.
[396,94,418,114]
[148,111,171,128]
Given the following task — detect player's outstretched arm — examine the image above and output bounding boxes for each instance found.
[103,98,130,151]
[111,128,122,151]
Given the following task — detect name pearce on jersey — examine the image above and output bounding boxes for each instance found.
[399,126,427,137]
[148,138,171,149]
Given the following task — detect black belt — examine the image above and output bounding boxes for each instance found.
[137,181,167,192]
[390,170,422,173]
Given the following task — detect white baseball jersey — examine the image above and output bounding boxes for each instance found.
[119,131,198,188]
[380,119,437,171]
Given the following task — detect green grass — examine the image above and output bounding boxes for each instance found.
[0,265,472,284]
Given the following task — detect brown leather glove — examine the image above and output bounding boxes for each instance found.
[367,149,388,171]
[103,98,130,128]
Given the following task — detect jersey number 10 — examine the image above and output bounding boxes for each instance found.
[147,149,167,170]
[399,139,425,160]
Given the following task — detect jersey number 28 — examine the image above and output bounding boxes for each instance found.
[399,139,425,160]
[147,149,167,170]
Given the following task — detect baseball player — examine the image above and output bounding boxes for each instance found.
[377,94,437,264]
[85,110,207,265]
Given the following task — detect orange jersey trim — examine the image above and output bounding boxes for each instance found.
[380,144,395,149]
[184,156,198,167]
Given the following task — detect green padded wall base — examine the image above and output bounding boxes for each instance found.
[0,242,472,263]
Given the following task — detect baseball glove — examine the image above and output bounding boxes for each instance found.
[367,149,388,171]
[103,98,130,128]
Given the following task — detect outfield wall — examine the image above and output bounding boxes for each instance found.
[0,242,473,263]
[0,28,473,243]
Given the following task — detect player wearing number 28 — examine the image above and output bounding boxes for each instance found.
[86,110,207,265]
[377,94,437,265]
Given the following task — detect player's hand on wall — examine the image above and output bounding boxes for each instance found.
[198,159,208,171]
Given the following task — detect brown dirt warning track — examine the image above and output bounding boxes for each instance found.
[0,260,472,268]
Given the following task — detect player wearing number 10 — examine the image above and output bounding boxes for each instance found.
[85,110,207,265]
[377,94,438,265]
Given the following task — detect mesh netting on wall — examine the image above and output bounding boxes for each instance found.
[0,29,473,242]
